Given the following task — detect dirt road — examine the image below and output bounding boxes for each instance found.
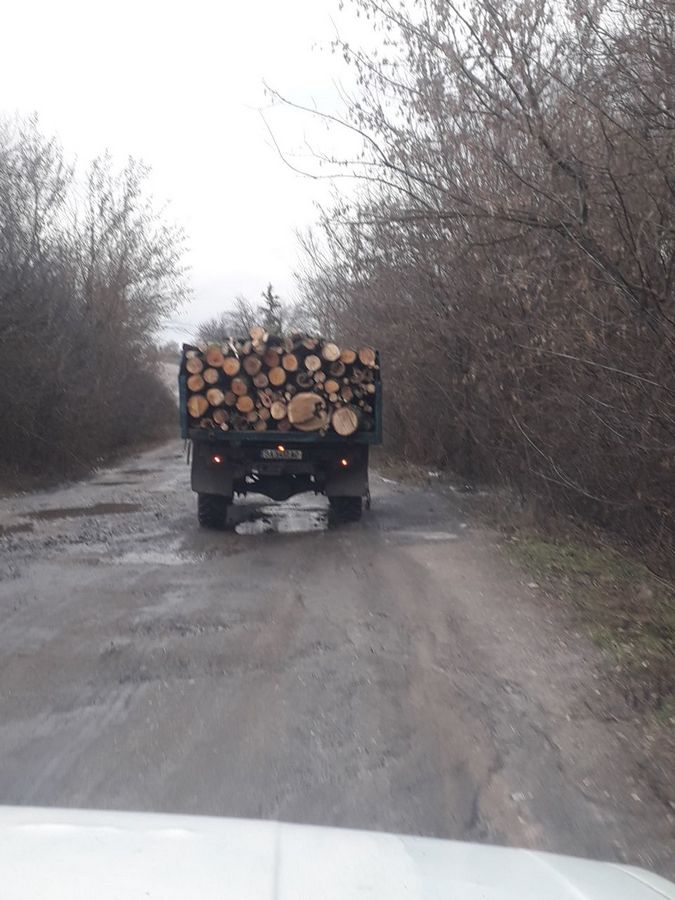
[0,442,672,875]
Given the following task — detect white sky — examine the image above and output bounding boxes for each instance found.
[0,0,360,340]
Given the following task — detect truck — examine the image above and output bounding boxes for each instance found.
[179,334,381,528]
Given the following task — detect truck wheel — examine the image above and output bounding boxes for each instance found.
[197,493,230,529]
[329,496,363,523]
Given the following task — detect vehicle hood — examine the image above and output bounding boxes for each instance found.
[0,807,672,899]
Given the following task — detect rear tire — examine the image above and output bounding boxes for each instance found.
[329,495,363,523]
[197,493,230,529]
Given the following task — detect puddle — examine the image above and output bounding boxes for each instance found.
[28,502,142,521]
[92,480,139,487]
[110,549,204,566]
[234,504,327,536]
[120,468,157,476]
[0,522,34,536]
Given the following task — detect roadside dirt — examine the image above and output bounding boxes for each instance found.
[0,441,672,876]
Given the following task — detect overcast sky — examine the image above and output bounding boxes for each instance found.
[1,0,359,340]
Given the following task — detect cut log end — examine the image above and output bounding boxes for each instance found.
[332,406,359,436]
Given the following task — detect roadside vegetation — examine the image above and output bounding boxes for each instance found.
[0,116,187,482]
[291,0,673,570]
[505,533,674,717]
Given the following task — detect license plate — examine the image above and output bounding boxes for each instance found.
[261,448,302,460]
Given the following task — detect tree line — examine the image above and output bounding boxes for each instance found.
[294,0,674,555]
[0,116,187,478]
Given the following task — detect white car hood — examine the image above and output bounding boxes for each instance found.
[0,807,672,899]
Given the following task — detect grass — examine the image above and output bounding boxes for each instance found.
[506,536,675,718]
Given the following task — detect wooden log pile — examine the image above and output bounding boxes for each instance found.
[181,327,379,435]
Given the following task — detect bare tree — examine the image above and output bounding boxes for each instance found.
[292,0,675,554]
[0,115,188,476]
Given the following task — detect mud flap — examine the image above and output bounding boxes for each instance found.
[325,449,369,498]
[191,446,234,498]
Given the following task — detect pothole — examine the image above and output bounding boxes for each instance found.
[28,502,142,521]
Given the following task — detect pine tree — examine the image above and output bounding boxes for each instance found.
[258,283,283,334]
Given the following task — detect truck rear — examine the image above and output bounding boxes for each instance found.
[179,330,381,527]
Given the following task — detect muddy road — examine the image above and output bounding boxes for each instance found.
[0,442,672,875]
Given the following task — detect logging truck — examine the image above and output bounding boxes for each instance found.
[179,329,382,527]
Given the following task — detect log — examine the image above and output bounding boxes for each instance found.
[243,354,263,376]
[321,342,340,362]
[205,346,225,368]
[294,409,329,431]
[332,405,359,436]
[236,395,255,414]
[268,366,287,386]
[231,377,249,396]
[186,357,204,374]
[183,330,378,437]
[187,394,209,418]
[223,356,241,376]
[263,348,281,368]
[187,373,205,392]
[296,372,314,389]
[287,393,328,432]
[206,388,225,407]
[358,346,377,367]
[270,400,287,420]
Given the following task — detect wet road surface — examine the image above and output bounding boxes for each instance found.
[0,442,672,875]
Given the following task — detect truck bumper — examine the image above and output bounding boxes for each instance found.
[190,442,369,501]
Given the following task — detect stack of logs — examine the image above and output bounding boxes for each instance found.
[182,327,378,436]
